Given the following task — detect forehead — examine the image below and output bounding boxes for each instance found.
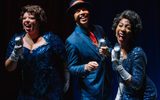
[73,7,89,14]
[76,7,88,10]
[119,18,131,24]
[23,12,35,16]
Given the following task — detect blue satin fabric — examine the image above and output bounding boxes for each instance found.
[66,25,113,100]
[114,47,157,100]
[6,32,66,100]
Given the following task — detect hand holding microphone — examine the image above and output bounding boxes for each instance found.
[111,43,121,63]
[98,38,110,57]
[9,36,23,62]
[111,43,121,71]
[111,44,131,80]
[98,38,106,48]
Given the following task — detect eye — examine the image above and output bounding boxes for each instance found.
[118,23,123,27]
[76,9,81,13]
[126,25,131,31]
[81,8,87,11]
[22,17,26,20]
[29,17,36,20]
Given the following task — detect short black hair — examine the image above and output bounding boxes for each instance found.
[112,10,142,36]
[20,5,47,25]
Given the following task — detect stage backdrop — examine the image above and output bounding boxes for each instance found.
[0,0,159,99]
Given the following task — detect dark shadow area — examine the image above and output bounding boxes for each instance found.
[0,0,159,99]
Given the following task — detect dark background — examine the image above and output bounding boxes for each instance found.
[0,0,159,99]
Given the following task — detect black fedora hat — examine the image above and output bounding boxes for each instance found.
[67,0,92,15]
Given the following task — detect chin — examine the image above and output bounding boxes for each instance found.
[80,22,87,24]
[118,40,123,45]
[24,30,29,33]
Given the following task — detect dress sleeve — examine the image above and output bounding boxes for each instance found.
[6,32,24,59]
[128,47,147,90]
[5,35,16,59]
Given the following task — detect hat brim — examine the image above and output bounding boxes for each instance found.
[67,2,91,15]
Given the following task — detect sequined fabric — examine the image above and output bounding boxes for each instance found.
[114,47,157,100]
[6,32,66,100]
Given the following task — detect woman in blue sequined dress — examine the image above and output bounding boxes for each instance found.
[5,5,68,100]
[111,10,157,100]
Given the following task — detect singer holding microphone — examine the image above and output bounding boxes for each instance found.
[65,0,113,99]
[111,10,157,100]
[5,5,69,100]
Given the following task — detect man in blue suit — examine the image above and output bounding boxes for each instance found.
[65,0,113,99]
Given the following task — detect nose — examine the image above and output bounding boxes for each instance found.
[79,9,85,14]
[120,26,126,31]
[23,17,30,22]
[23,19,30,25]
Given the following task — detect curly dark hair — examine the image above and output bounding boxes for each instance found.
[19,5,47,27]
[112,10,142,36]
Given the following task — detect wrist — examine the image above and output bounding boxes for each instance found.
[117,65,131,80]
[116,64,123,71]
[84,64,88,71]
[9,51,19,62]
[113,60,119,65]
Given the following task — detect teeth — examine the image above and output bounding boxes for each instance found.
[119,32,124,37]
[25,24,31,28]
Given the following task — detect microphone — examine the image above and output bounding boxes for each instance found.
[98,38,107,60]
[113,44,121,60]
[15,36,23,59]
[98,38,106,48]
[15,36,23,46]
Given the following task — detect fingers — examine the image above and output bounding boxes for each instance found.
[14,45,23,56]
[14,45,23,49]
[99,46,106,54]
[111,49,119,62]
[85,61,99,72]
[99,46,110,56]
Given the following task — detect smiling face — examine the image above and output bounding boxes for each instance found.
[22,12,39,35]
[115,18,132,47]
[73,7,90,28]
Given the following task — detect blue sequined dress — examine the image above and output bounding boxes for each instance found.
[113,47,157,100]
[6,32,66,100]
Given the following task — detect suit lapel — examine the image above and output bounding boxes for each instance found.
[75,26,102,60]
